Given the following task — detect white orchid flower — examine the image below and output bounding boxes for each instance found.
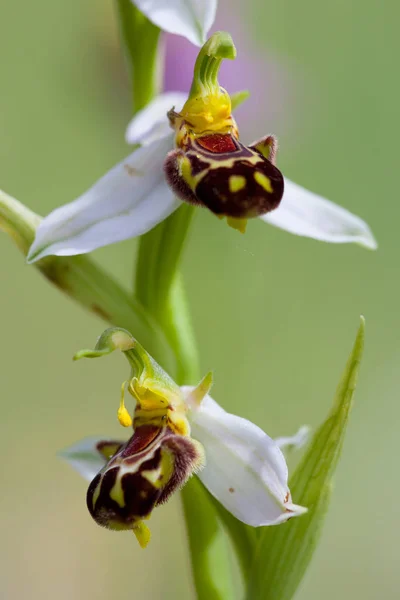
[61,380,306,542]
[131,0,217,46]
[27,34,376,264]
[62,328,306,547]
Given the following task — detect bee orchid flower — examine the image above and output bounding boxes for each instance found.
[61,327,306,548]
[27,32,376,263]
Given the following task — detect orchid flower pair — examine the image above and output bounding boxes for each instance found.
[26,0,374,554]
[62,327,307,547]
[26,24,376,263]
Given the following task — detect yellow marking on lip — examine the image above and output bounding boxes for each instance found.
[229,175,246,193]
[141,450,174,489]
[254,171,273,193]
[179,155,196,189]
[141,467,163,487]
[207,153,263,172]
[109,473,126,508]
[226,217,248,234]
[133,520,151,548]
[91,478,102,510]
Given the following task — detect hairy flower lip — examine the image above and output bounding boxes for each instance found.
[86,423,204,533]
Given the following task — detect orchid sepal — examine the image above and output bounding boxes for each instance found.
[130,0,217,47]
[63,327,306,545]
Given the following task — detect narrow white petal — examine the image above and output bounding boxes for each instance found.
[27,135,180,262]
[184,389,306,526]
[58,437,109,482]
[131,0,217,46]
[261,178,377,249]
[275,425,311,452]
[126,92,187,145]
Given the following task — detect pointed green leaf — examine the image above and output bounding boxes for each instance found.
[247,317,365,600]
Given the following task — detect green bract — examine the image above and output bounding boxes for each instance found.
[248,318,365,600]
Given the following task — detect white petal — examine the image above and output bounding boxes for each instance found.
[27,135,180,262]
[261,178,377,249]
[275,425,311,452]
[131,0,217,46]
[126,92,187,145]
[185,389,306,526]
[58,437,109,482]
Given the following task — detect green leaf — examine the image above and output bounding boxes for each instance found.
[247,317,365,600]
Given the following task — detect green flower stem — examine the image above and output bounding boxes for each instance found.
[136,204,195,318]
[0,189,175,372]
[163,273,200,384]
[182,477,236,600]
[113,11,234,597]
[135,214,229,599]
[115,0,161,112]
[135,205,200,381]
[210,494,258,582]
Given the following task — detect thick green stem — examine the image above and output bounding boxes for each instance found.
[163,274,200,384]
[182,478,236,600]
[135,205,200,381]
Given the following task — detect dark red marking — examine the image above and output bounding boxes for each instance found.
[121,425,161,457]
[197,133,237,154]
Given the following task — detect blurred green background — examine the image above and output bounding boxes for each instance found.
[0,0,398,598]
